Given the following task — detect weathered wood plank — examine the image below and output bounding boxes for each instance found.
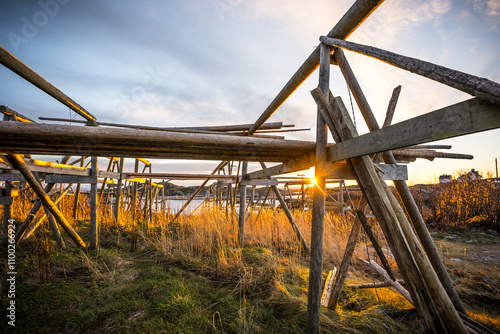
[44,174,96,184]
[327,98,500,162]
[89,157,98,250]
[39,117,288,132]
[0,121,315,162]
[322,37,500,105]
[246,160,407,181]
[0,47,97,123]
[123,173,236,180]
[307,42,331,334]
[239,179,278,186]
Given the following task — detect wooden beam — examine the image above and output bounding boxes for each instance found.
[326,98,500,162]
[0,122,315,162]
[307,42,331,334]
[39,117,288,132]
[246,159,407,181]
[123,173,236,180]
[321,37,500,106]
[44,174,96,184]
[0,47,97,123]
[89,157,98,250]
[248,0,385,135]
[238,162,248,247]
[8,154,86,250]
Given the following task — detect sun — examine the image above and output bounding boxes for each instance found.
[310,177,317,185]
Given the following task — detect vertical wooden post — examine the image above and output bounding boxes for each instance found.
[307,42,330,334]
[73,157,85,219]
[132,159,139,218]
[238,162,248,247]
[114,157,124,224]
[2,182,12,247]
[89,156,98,250]
[339,180,345,218]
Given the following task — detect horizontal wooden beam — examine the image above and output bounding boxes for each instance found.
[0,155,90,176]
[123,173,236,180]
[44,174,97,184]
[0,47,97,123]
[39,117,289,133]
[0,121,315,162]
[326,98,500,162]
[320,37,500,106]
[239,179,279,186]
[246,156,407,180]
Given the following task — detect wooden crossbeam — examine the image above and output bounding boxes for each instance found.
[326,98,500,162]
[248,0,385,135]
[246,158,407,181]
[0,122,315,162]
[321,37,500,106]
[0,47,97,123]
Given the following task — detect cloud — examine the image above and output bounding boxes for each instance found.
[469,0,500,28]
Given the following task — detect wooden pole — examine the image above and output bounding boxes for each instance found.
[45,208,65,249]
[0,122,317,163]
[248,0,385,135]
[334,47,466,314]
[38,117,288,133]
[72,157,85,218]
[89,157,98,250]
[8,154,86,250]
[2,182,12,247]
[307,42,330,334]
[0,47,97,123]
[360,259,413,305]
[322,36,500,106]
[114,157,124,224]
[238,162,248,247]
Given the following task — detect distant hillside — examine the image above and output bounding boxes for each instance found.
[160,182,208,197]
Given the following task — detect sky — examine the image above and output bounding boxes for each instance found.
[1,0,499,186]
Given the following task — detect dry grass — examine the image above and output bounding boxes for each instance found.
[1,182,499,332]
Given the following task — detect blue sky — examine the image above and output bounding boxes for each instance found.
[1,0,499,184]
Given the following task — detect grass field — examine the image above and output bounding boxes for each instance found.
[1,180,499,333]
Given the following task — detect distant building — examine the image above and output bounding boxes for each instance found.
[439,174,453,184]
[457,169,482,183]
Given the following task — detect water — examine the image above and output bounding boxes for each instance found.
[165,198,205,214]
